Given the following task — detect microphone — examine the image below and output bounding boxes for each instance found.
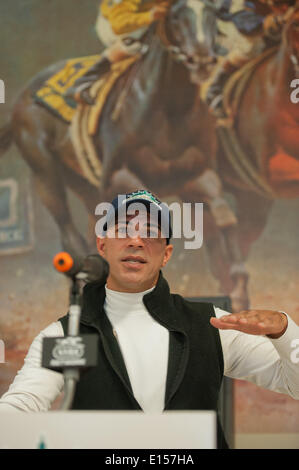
[42,251,108,410]
[53,252,109,284]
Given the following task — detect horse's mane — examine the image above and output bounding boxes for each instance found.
[280,5,299,54]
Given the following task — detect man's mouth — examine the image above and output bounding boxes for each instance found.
[121,256,147,265]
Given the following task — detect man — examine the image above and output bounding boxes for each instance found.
[66,0,171,105]
[0,190,299,449]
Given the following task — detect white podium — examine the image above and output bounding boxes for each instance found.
[0,410,216,449]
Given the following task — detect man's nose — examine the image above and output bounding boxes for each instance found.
[127,234,145,247]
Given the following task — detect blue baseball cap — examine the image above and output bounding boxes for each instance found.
[103,190,172,244]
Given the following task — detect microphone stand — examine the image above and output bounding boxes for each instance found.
[60,273,84,411]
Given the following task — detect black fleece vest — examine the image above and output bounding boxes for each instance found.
[59,272,227,448]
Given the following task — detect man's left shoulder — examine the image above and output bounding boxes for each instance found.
[171,293,216,317]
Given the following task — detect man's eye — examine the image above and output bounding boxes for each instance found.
[148,229,159,237]
[117,226,127,234]
[145,227,160,238]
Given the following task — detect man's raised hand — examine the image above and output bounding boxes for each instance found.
[210,310,288,339]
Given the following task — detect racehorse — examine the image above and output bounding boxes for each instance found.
[231,5,299,196]
[0,0,257,312]
[206,5,299,307]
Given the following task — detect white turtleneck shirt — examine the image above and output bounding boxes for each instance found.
[104,286,169,413]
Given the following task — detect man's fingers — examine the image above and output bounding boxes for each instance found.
[210,315,274,332]
[216,314,239,323]
[216,311,267,324]
[210,317,240,330]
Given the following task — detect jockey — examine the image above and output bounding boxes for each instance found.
[66,0,172,105]
[204,0,296,117]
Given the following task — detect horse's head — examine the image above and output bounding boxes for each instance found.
[283,4,299,76]
[161,0,216,82]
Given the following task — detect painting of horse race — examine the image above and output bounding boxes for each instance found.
[1,0,299,443]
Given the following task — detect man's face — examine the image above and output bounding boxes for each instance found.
[97,213,173,292]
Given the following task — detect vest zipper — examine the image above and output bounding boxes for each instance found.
[80,319,142,409]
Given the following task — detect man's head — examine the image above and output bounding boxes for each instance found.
[97,190,173,293]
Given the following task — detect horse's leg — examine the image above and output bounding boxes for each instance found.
[12,103,89,260]
[201,208,235,294]
[232,188,274,260]
[181,169,250,312]
[178,189,235,294]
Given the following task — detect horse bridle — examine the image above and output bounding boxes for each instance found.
[156,0,197,66]
[156,20,191,64]
[120,19,194,66]
[157,16,214,73]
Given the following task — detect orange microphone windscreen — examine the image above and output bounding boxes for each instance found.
[53,252,74,273]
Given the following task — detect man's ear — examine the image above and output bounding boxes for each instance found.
[96,236,106,258]
[162,244,173,268]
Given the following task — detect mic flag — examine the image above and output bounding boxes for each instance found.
[42,335,98,372]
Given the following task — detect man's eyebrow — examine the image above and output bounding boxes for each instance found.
[117,220,160,229]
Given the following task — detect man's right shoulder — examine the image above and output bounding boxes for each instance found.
[37,321,65,339]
